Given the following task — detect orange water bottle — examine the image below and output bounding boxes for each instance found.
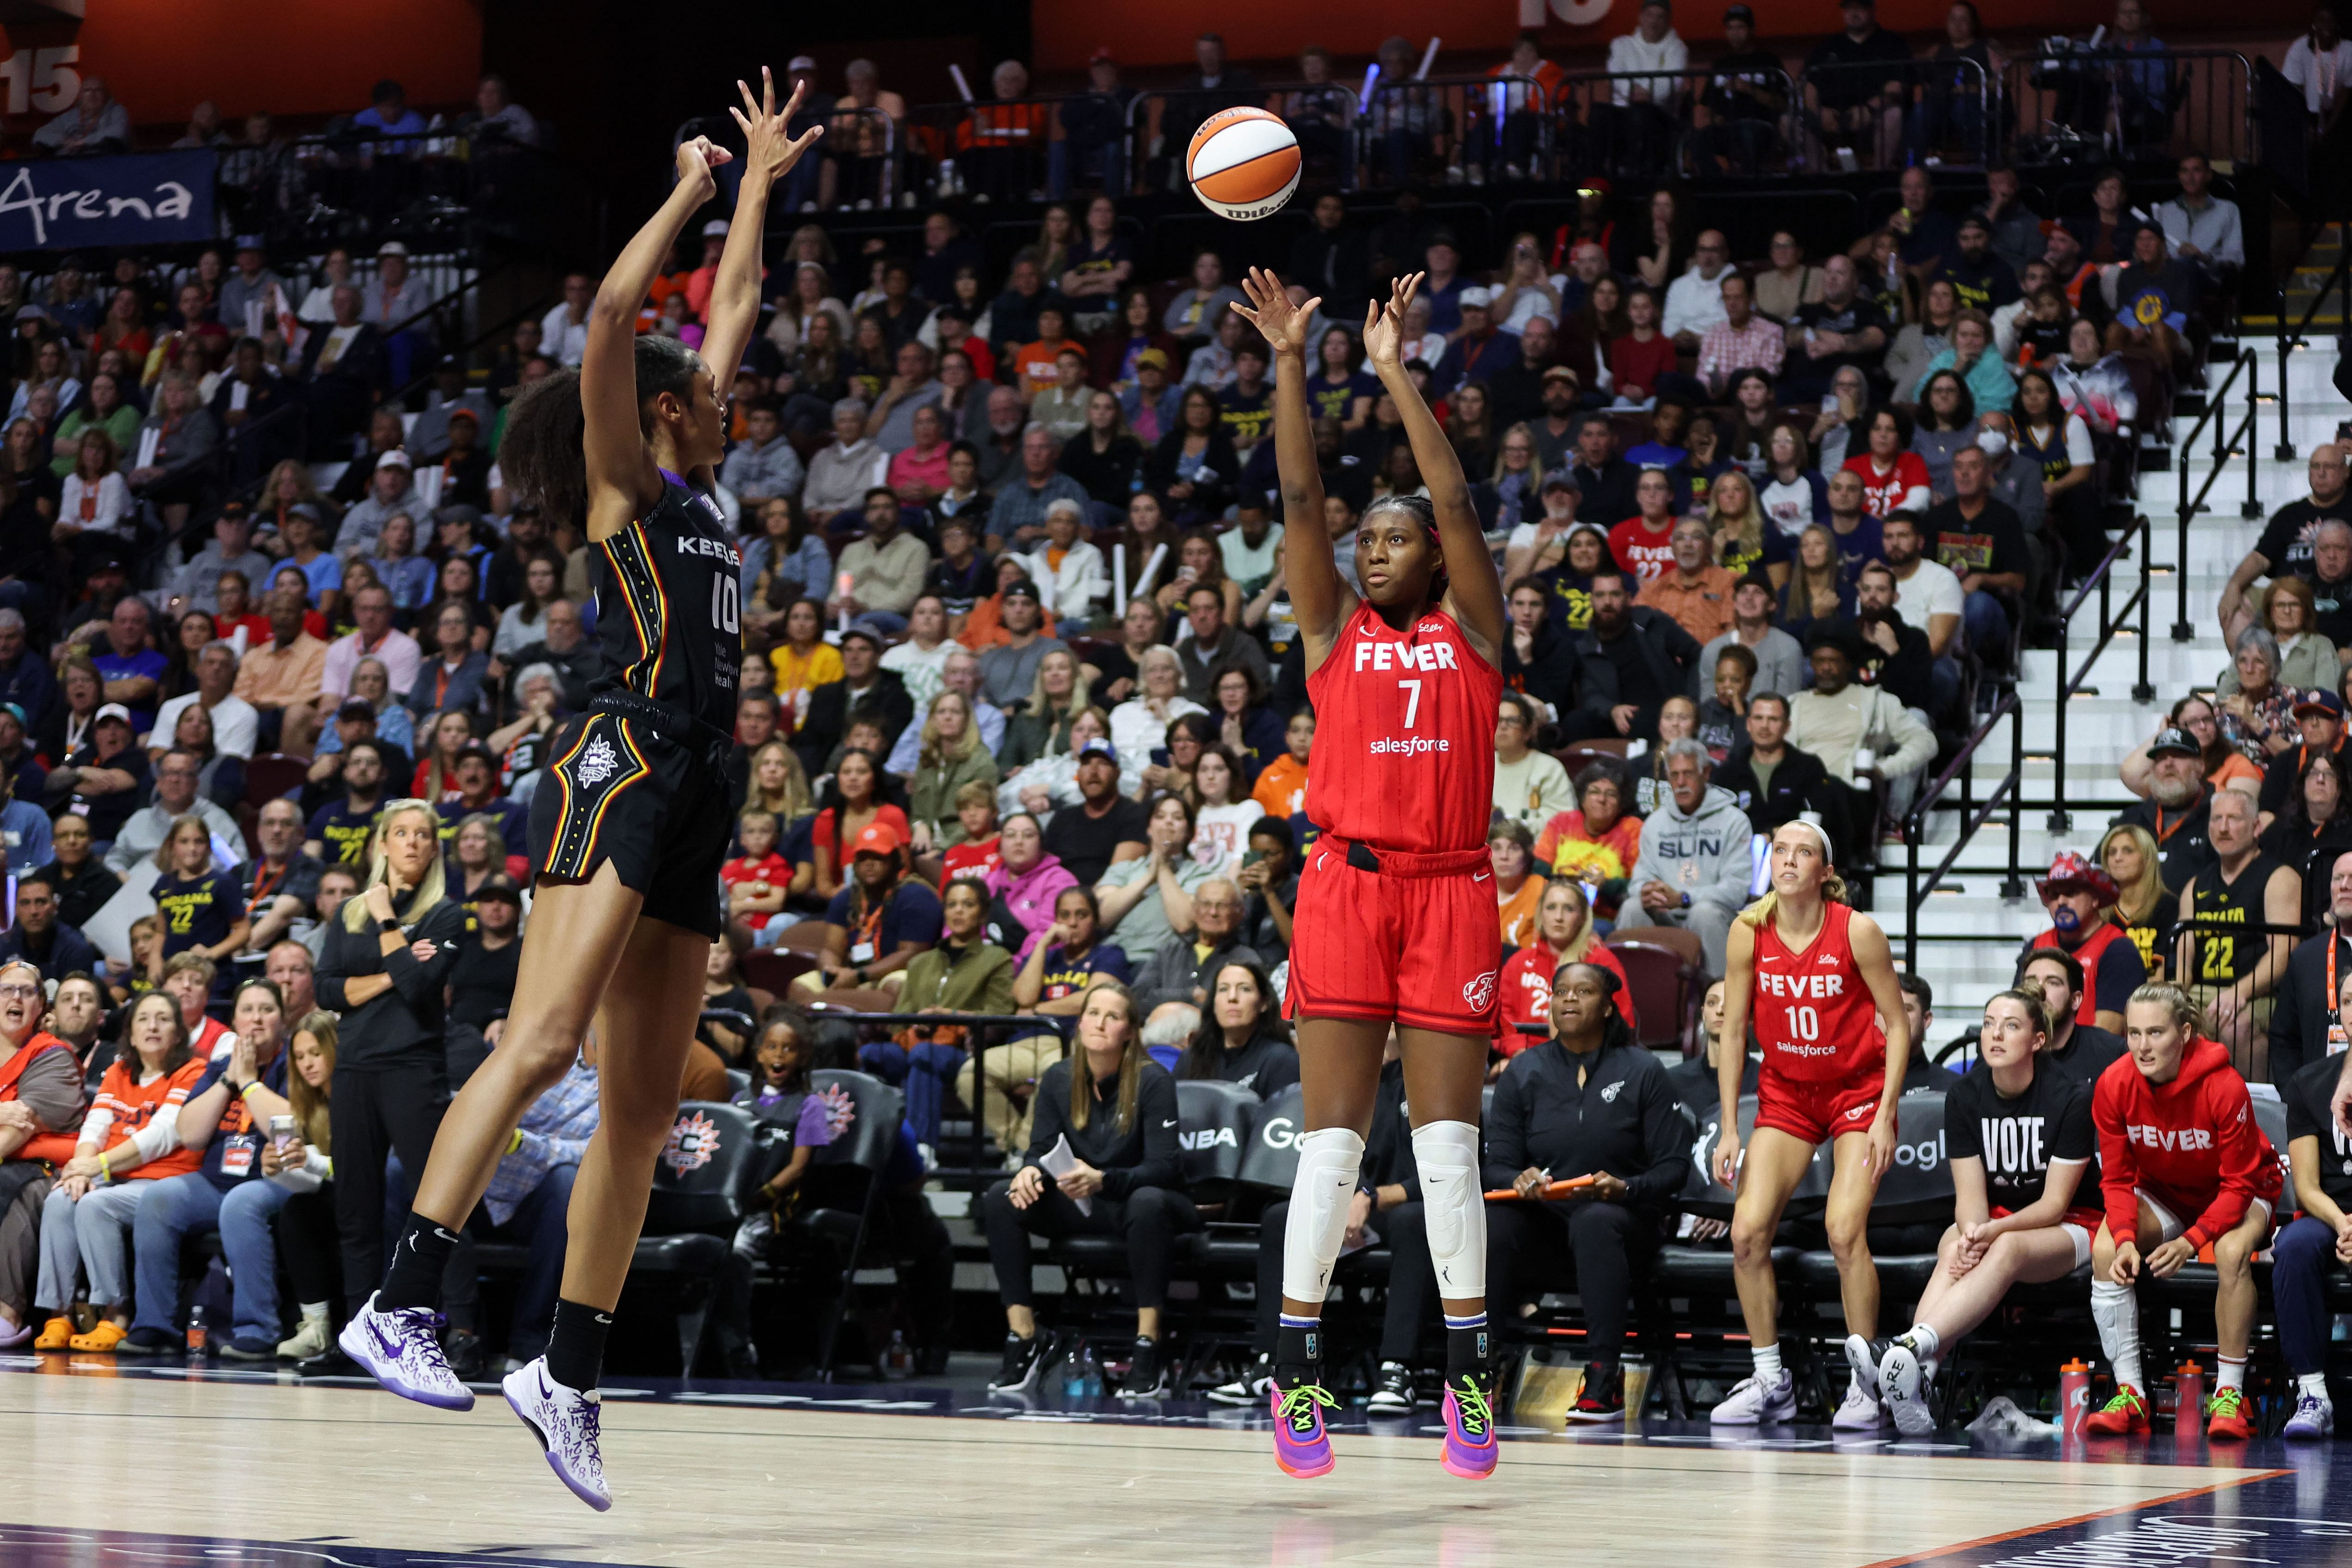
[2058,1358,2090,1438]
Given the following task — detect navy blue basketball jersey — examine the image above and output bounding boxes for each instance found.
[590,475,742,732]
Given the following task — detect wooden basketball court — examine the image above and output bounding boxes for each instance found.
[2,1358,2334,1568]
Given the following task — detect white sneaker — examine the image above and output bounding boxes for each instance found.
[339,1292,474,1410]
[1832,1380,1889,1430]
[1709,1369,1796,1424]
[276,1314,330,1361]
[1207,1357,1273,1407]
[502,1357,610,1511]
[1880,1344,1934,1436]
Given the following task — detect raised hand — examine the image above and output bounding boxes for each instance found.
[1231,267,1320,358]
[731,66,823,187]
[1362,271,1425,369]
[674,134,732,202]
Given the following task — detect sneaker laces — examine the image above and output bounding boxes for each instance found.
[2099,1385,2145,1414]
[1448,1374,1496,1438]
[1278,1383,1338,1435]
[2205,1386,2247,1421]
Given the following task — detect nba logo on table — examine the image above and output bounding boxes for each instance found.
[1186,108,1302,221]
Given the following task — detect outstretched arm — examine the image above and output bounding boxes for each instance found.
[1232,268,1349,673]
[583,136,731,543]
[1362,273,1506,665]
[702,69,823,393]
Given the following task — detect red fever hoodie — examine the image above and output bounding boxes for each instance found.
[2092,1036,2282,1252]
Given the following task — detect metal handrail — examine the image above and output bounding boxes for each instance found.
[2045,512,2156,832]
[2170,343,2260,641]
[1794,56,1994,167]
[1902,687,2025,974]
[801,1005,1073,1184]
[2272,219,2351,463]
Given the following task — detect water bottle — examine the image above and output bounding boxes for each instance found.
[1080,1342,1105,1398]
[185,1304,208,1355]
[2174,1360,2205,1434]
[884,1330,911,1380]
[1062,1341,1088,1400]
[2058,1358,2090,1438]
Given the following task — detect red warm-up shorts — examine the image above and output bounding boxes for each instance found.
[1286,837,1502,1035]
[1754,1066,1887,1146]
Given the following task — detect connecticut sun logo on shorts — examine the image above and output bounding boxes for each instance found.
[1462,971,1497,1011]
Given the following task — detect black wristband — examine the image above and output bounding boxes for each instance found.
[379,918,401,935]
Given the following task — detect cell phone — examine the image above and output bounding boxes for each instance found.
[268,1114,295,1152]
[1150,748,1170,766]
[1241,849,1266,870]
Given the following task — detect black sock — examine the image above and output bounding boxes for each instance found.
[1274,1317,1322,1389]
[376,1216,459,1313]
[546,1298,612,1393]
[1446,1318,1493,1384]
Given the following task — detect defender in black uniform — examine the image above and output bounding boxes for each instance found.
[341,74,826,1512]
[2177,787,2303,1080]
[1862,989,2100,1436]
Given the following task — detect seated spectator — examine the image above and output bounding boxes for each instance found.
[121,977,294,1352]
[2083,985,2281,1440]
[1188,747,1260,879]
[906,691,1001,852]
[32,76,130,155]
[990,423,1093,551]
[795,627,914,781]
[1493,691,1574,830]
[1202,662,1285,792]
[237,798,325,955]
[1173,950,1294,1093]
[713,1008,830,1374]
[2224,582,2339,705]
[1865,987,2095,1434]
[304,736,391,869]
[0,962,87,1346]
[103,747,236,879]
[741,501,832,643]
[36,814,117,936]
[1155,530,1246,629]
[45,703,147,848]
[1488,820,1545,947]
[1880,514,1966,713]
[1782,255,1888,402]
[435,744,529,859]
[767,598,843,733]
[404,600,491,722]
[1144,391,1241,527]
[2215,627,2301,765]
[2109,728,2218,896]
[1646,518,1739,644]
[1027,500,1109,626]
[1611,739,1752,973]
[2221,444,2351,644]
[1568,570,1702,744]
[1096,793,1212,966]
[861,876,1014,1150]
[982,983,1195,1394]
[1109,646,1209,780]
[1494,876,1635,1054]
[230,585,330,752]
[799,819,936,993]
[1702,573,1807,706]
[1486,960,1691,1421]
[1788,623,1936,845]
[2156,151,2244,286]
[1535,765,1645,913]
[802,401,886,531]
[0,873,94,981]
[2027,852,2149,1035]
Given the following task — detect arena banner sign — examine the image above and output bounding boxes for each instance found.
[0,148,214,251]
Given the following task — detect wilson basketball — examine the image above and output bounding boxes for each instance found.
[1185,107,1303,221]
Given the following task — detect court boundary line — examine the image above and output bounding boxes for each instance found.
[1856,1469,2293,1568]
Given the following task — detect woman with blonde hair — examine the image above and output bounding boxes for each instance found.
[315,799,472,1367]
[979,980,1198,1397]
[2095,822,2173,981]
[1778,524,1853,641]
[908,689,1000,854]
[1000,646,1092,772]
[1705,468,1784,584]
[1490,877,1637,1058]
[1711,818,1911,1427]
[744,738,816,824]
[257,1009,342,1358]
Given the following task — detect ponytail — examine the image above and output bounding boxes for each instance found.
[500,335,709,530]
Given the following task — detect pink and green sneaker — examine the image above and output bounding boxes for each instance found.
[1271,1380,1339,1478]
[1440,1372,1500,1479]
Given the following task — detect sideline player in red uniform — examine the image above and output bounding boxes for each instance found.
[335,76,822,1509]
[2084,982,2281,1439]
[1235,268,1509,1482]
[1709,820,1909,1427]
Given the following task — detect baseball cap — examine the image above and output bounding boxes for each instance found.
[447,407,479,426]
[702,219,730,239]
[1001,578,1042,604]
[1136,347,1170,370]
[851,820,903,858]
[234,233,266,252]
[377,240,408,258]
[1458,285,1494,310]
[94,703,132,727]
[2146,726,2199,759]
[1089,45,1116,65]
[435,503,484,529]
[2037,850,2119,905]
[454,741,496,769]
[1078,737,1119,764]
[787,55,818,73]
[2295,689,2347,720]
[1724,2,1755,19]
[336,697,375,721]
[0,704,24,726]
[1540,472,1578,494]
[839,625,884,652]
[475,875,524,906]
[1542,364,1581,385]
[375,449,414,471]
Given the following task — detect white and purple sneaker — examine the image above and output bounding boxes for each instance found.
[503,1357,610,1511]
[2283,1389,2334,1441]
[338,1292,474,1410]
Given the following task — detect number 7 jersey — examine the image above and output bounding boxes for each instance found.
[1303,601,1501,855]
[590,475,743,733]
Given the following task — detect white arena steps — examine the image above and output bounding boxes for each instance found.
[1874,328,2340,1041]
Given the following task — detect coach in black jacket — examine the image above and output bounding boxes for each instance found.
[1484,962,1690,1412]
[2268,850,2352,1086]
[1564,569,1701,743]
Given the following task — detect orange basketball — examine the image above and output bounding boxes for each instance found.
[1186,107,1302,222]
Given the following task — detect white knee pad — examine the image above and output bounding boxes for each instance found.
[1411,1120,1487,1299]
[1280,1127,1366,1306]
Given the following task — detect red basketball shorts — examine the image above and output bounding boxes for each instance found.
[1754,1066,1887,1146]
[1286,839,1502,1035]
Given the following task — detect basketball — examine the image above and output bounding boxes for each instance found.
[1185,107,1302,221]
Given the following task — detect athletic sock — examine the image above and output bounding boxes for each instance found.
[1445,1312,1491,1382]
[2298,1371,2330,1400]
[1274,1315,1323,1390]
[376,1215,459,1313]
[2216,1354,2247,1394]
[298,1302,330,1325]
[2089,1280,2142,1391]
[546,1298,613,1393]
[1901,1323,1941,1363]
[1752,1342,1784,1384]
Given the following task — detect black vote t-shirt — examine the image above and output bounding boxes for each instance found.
[1944,1059,2098,1212]
[2287,1054,2352,1210]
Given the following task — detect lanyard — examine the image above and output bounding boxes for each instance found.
[244,858,288,919]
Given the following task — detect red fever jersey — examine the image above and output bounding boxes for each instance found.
[1751,902,1885,1083]
[1303,602,1502,855]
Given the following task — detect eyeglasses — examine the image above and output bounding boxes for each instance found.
[0,983,39,1001]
